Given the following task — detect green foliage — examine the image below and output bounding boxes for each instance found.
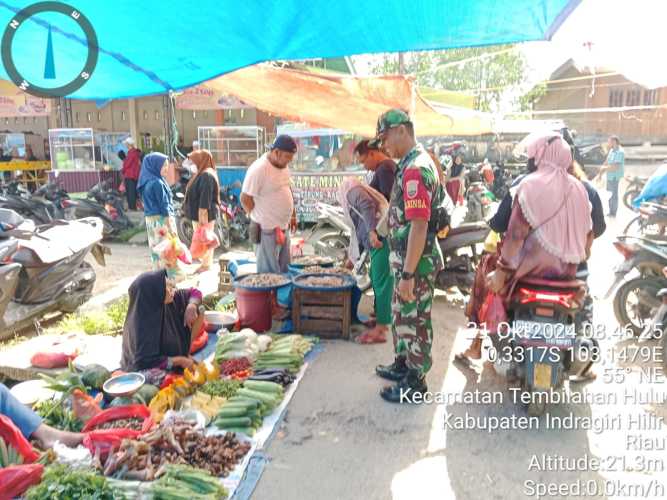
[53,296,128,336]
[372,46,529,113]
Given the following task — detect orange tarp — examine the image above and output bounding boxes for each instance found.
[205,65,492,137]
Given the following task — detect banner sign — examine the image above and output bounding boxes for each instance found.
[292,171,365,223]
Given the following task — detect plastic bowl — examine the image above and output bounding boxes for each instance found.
[102,372,145,398]
[204,310,237,331]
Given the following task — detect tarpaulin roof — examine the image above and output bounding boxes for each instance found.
[0,0,580,99]
[205,65,494,137]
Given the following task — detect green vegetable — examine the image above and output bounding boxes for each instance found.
[81,364,111,389]
[25,464,124,499]
[33,398,83,432]
[151,464,227,499]
[200,379,241,399]
[216,406,248,418]
[0,438,24,468]
[236,388,279,407]
[133,384,159,405]
[242,380,283,395]
[109,396,135,407]
[214,416,252,428]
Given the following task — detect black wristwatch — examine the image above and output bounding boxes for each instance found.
[401,271,415,280]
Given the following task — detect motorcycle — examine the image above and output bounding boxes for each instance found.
[605,235,667,334]
[622,175,648,210]
[0,181,59,225]
[636,268,667,373]
[436,221,490,294]
[62,180,133,239]
[464,179,494,223]
[174,187,231,253]
[485,274,598,416]
[220,180,250,244]
[623,202,667,240]
[0,209,107,338]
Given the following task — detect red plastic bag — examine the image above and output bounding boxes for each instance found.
[83,404,153,433]
[479,292,508,336]
[82,428,139,462]
[0,464,44,500]
[190,322,208,354]
[30,351,76,369]
[190,225,219,259]
[71,389,103,423]
[0,415,39,464]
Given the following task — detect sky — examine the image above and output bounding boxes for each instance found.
[353,0,667,93]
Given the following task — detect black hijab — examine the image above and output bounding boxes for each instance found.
[120,270,192,371]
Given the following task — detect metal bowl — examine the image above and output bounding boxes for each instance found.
[102,372,145,398]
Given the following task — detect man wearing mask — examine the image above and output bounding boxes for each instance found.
[354,139,396,201]
[373,109,445,403]
[241,135,298,274]
[122,137,142,211]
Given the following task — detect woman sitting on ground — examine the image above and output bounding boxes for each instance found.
[120,270,204,385]
[457,133,593,363]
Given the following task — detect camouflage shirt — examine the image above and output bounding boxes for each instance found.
[388,143,444,276]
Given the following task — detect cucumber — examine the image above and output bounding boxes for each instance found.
[243,380,284,394]
[216,406,247,418]
[228,397,261,408]
[214,416,252,428]
[237,388,280,407]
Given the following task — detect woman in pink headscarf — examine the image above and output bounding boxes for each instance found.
[456,133,593,364]
[487,133,593,297]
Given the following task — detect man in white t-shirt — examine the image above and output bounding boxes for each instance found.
[241,135,297,273]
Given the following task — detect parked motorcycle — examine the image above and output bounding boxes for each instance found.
[636,269,667,373]
[464,179,494,223]
[622,175,648,210]
[0,209,107,338]
[436,222,490,294]
[0,181,59,225]
[220,180,250,244]
[623,202,667,240]
[485,275,598,416]
[605,235,667,334]
[62,180,133,239]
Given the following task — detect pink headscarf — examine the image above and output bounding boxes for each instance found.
[515,133,592,263]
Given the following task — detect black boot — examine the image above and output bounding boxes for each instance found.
[380,369,427,404]
[375,356,408,382]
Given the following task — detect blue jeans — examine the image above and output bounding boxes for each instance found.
[607,178,620,216]
[0,383,42,439]
[255,229,290,274]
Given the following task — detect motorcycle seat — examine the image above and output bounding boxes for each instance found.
[517,276,586,290]
[447,222,488,236]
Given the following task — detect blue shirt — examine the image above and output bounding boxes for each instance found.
[606,148,625,181]
[141,179,174,217]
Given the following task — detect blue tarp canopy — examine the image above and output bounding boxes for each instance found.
[0,0,580,99]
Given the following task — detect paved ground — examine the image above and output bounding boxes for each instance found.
[70,162,667,500]
[252,162,667,500]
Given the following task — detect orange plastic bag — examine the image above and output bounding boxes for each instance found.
[0,464,44,500]
[479,292,508,336]
[0,415,39,464]
[71,389,103,423]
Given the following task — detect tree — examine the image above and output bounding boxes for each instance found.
[372,46,532,113]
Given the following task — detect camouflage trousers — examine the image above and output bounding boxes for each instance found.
[391,271,436,375]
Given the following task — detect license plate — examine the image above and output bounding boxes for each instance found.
[513,320,575,347]
[534,363,552,389]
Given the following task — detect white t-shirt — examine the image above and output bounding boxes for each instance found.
[242,153,293,230]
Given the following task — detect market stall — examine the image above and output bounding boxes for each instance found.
[0,132,50,189]
[198,126,265,190]
[278,124,365,223]
[47,128,130,194]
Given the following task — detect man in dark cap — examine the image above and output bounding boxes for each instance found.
[241,135,298,273]
[373,109,445,403]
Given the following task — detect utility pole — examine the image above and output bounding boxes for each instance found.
[398,52,405,74]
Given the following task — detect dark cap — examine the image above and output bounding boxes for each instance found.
[375,108,411,138]
[271,134,298,153]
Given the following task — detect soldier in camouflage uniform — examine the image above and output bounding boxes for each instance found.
[372,109,445,403]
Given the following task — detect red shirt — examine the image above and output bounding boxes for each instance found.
[122,148,142,180]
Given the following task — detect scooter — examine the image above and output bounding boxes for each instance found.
[0,181,58,225]
[623,202,667,240]
[436,222,491,294]
[0,209,107,338]
[62,180,132,239]
[485,274,598,416]
[623,175,648,210]
[464,180,494,223]
[220,180,250,244]
[636,268,667,373]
